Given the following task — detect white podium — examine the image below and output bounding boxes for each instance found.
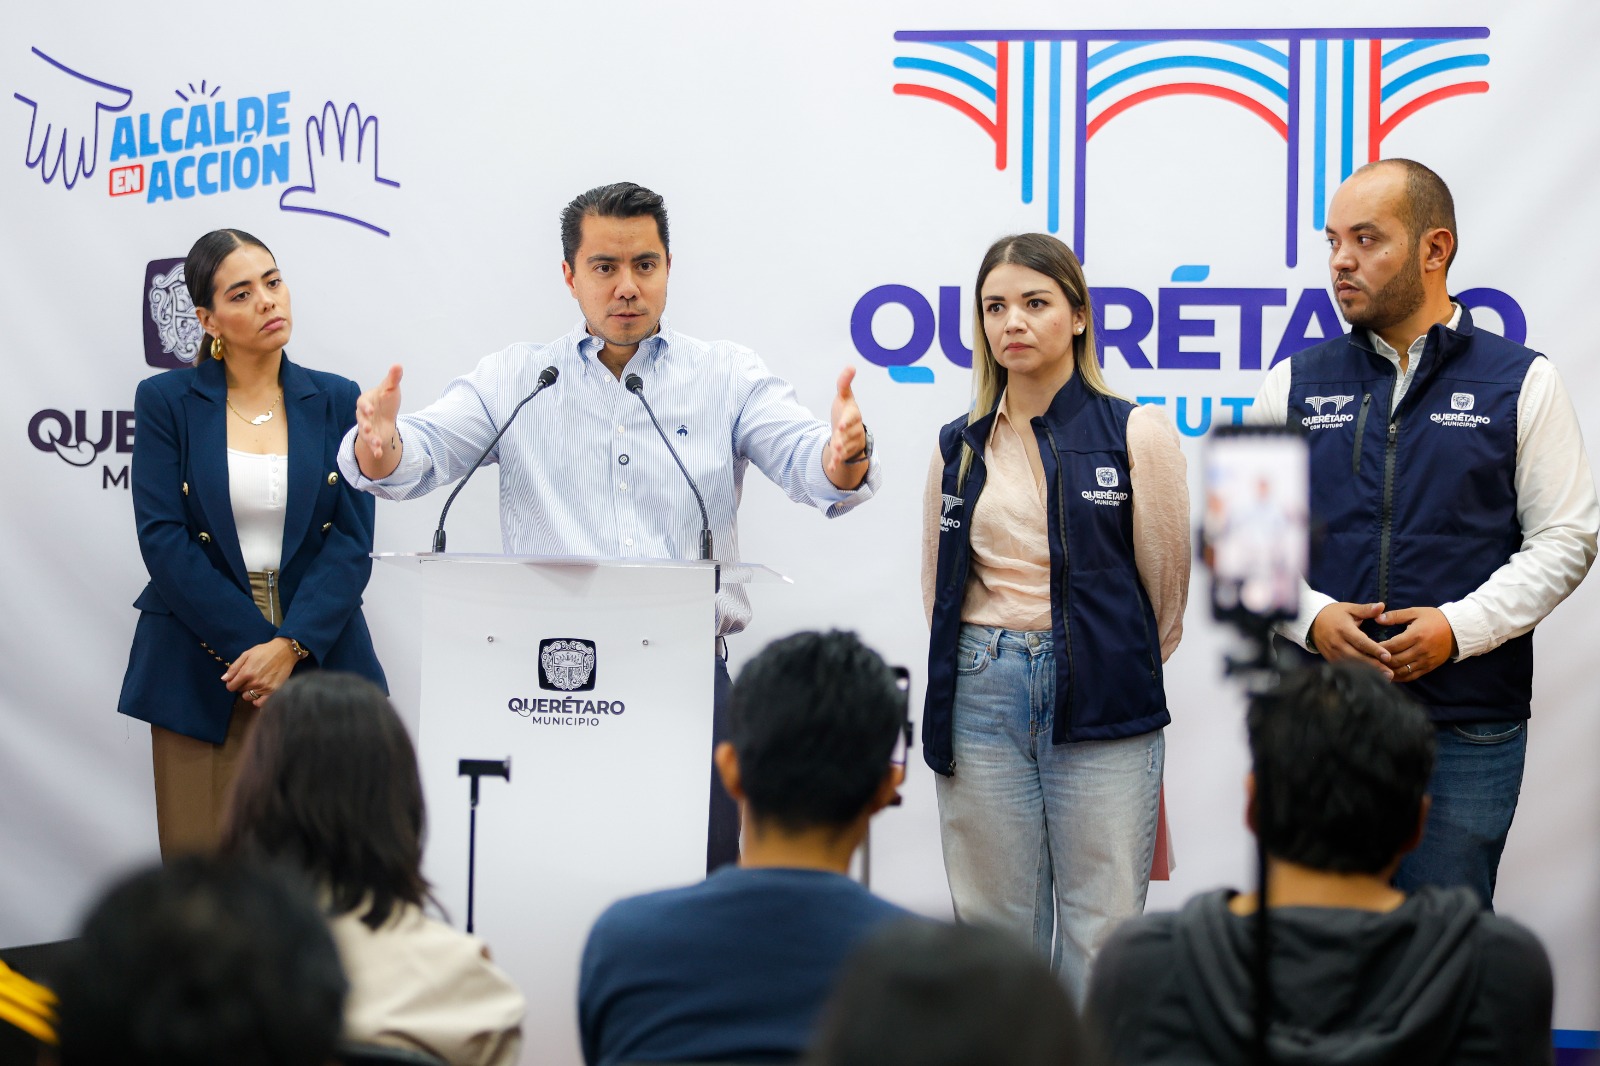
[375,552,785,1066]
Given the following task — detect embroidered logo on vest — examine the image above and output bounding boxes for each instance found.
[1301,394,1355,430]
[940,493,964,531]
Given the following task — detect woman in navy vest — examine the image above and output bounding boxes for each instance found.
[118,229,387,859]
[921,233,1189,1003]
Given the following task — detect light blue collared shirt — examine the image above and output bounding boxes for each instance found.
[339,320,880,634]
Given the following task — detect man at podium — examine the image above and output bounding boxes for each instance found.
[338,182,881,871]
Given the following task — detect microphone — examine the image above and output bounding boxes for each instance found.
[625,373,713,560]
[432,366,558,553]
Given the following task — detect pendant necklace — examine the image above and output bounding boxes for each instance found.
[227,391,283,427]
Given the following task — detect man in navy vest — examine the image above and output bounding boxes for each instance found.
[1247,159,1598,908]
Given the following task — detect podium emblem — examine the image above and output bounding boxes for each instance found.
[539,638,597,692]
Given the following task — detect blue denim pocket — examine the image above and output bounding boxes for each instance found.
[955,629,993,676]
[1448,720,1525,745]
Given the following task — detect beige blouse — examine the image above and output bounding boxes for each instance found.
[329,901,525,1066]
[921,399,1190,662]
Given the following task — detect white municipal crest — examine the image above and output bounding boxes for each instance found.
[540,640,595,691]
[149,265,203,364]
[1451,392,1475,410]
[1306,394,1355,415]
[1095,467,1118,487]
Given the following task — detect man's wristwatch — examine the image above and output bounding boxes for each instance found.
[843,425,874,465]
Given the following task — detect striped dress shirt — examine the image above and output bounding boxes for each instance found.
[339,320,880,634]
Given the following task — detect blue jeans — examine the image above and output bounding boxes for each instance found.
[1394,719,1526,910]
[935,625,1164,1005]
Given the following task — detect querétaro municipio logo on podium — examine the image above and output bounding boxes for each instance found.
[539,638,597,692]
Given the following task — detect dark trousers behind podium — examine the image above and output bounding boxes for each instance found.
[707,656,738,873]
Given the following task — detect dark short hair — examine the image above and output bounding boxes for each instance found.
[1248,664,1436,874]
[728,630,904,833]
[808,920,1101,1066]
[1362,158,1459,271]
[221,672,433,929]
[184,228,273,309]
[52,856,346,1066]
[560,182,670,267]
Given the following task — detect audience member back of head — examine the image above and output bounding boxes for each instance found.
[578,629,915,1066]
[808,919,1103,1066]
[1086,663,1554,1065]
[51,854,345,1066]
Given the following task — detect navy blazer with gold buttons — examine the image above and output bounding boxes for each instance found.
[118,354,386,744]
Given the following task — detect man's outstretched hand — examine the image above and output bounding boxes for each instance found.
[823,367,869,490]
[354,364,404,480]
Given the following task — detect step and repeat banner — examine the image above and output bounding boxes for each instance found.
[4,0,1597,1042]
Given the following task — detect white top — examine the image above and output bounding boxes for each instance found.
[227,448,287,573]
[1247,310,1599,659]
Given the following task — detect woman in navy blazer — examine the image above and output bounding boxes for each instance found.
[118,228,385,857]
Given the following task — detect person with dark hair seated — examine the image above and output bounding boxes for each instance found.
[578,630,915,1066]
[50,855,346,1066]
[221,672,524,1066]
[807,920,1102,1066]
[1086,664,1554,1065]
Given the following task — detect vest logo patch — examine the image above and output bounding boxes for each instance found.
[940,493,964,531]
[1431,409,1491,428]
[1451,392,1475,410]
[1301,394,1356,430]
[1081,476,1130,506]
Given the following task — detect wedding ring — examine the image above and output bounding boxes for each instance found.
[247,689,260,700]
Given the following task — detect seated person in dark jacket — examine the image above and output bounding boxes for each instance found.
[1086,663,1553,1066]
[578,630,915,1066]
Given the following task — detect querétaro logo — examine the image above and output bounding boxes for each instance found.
[939,492,964,532]
[890,25,1490,267]
[859,25,1520,396]
[1096,467,1119,487]
[1451,392,1475,410]
[539,638,598,692]
[11,47,401,236]
[1307,394,1355,416]
[144,258,203,368]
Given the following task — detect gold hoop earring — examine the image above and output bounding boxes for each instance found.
[210,334,225,361]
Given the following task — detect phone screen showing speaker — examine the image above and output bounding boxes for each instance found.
[1202,425,1309,622]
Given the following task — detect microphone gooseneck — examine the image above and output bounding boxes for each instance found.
[625,373,713,561]
[432,365,559,553]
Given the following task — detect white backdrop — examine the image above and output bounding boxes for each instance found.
[3,0,1597,1044]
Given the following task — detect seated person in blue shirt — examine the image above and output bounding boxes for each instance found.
[339,182,881,872]
[577,630,915,1066]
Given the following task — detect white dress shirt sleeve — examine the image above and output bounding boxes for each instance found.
[1438,357,1600,658]
[338,349,511,501]
[729,347,881,517]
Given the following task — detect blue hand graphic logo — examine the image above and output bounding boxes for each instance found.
[13,47,133,189]
[278,101,400,236]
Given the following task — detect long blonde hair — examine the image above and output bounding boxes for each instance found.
[958,233,1121,488]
